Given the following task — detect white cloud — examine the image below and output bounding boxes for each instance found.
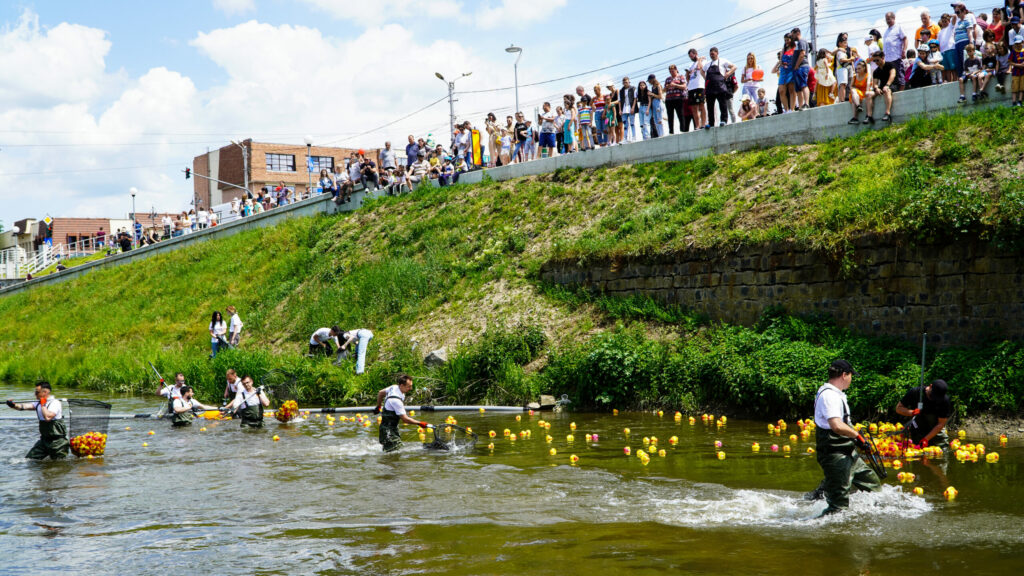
[475,0,568,29]
[213,0,256,16]
[0,9,114,109]
[298,0,463,27]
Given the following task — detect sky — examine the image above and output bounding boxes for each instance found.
[0,0,954,227]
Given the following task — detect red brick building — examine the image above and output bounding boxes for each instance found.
[192,140,378,209]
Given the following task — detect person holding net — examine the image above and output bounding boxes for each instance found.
[375,374,432,452]
[6,381,69,460]
[171,386,218,427]
[224,376,270,428]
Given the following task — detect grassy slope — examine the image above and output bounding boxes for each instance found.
[1,108,1022,415]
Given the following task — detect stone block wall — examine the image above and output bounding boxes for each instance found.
[540,238,1024,347]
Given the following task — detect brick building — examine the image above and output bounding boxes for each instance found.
[192,140,377,209]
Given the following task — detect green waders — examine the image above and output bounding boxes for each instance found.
[239,403,264,429]
[816,427,882,514]
[172,409,195,427]
[379,409,402,453]
[26,418,70,460]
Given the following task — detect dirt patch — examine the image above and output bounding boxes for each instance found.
[960,413,1024,439]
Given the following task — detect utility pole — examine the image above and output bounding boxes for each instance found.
[231,140,249,197]
[809,0,818,65]
[435,71,472,147]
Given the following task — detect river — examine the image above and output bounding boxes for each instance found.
[1,383,1022,575]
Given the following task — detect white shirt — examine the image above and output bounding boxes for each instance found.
[382,384,407,416]
[210,320,227,341]
[938,24,955,52]
[225,377,241,395]
[230,198,240,213]
[198,210,209,225]
[162,216,172,227]
[334,170,349,183]
[348,163,361,182]
[814,383,850,430]
[380,148,397,169]
[229,313,243,334]
[703,57,734,75]
[172,397,201,413]
[455,131,470,153]
[34,397,62,421]
[687,60,706,90]
[539,110,557,133]
[160,384,184,400]
[233,386,264,409]
[883,24,907,61]
[310,327,337,346]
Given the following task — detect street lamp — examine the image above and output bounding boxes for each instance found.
[230,139,249,199]
[303,134,314,200]
[129,187,138,250]
[505,45,523,115]
[435,71,472,148]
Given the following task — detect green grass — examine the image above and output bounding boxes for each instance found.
[1,108,1022,416]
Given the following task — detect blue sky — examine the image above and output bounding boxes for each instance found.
[0,0,950,225]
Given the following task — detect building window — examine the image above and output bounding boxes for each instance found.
[311,156,334,173]
[266,153,296,172]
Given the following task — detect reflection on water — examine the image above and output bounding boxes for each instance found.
[1,382,1022,575]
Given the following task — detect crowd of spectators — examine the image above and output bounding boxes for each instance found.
[399,2,1024,170]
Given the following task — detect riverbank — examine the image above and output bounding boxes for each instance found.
[0,108,1021,419]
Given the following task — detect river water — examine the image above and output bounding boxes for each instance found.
[1,383,1022,575]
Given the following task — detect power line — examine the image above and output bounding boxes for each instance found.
[1,162,180,177]
[320,95,448,146]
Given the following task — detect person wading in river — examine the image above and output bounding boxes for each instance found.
[171,386,218,427]
[895,379,952,449]
[224,376,270,428]
[812,359,882,515]
[159,372,187,415]
[375,374,432,453]
[6,381,69,459]
[222,368,242,405]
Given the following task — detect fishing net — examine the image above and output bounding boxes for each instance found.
[260,369,300,422]
[857,433,888,480]
[424,423,478,451]
[67,399,112,457]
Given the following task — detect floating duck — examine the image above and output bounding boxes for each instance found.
[200,427,207,432]
[783,445,791,453]
[789,434,798,443]
[487,443,494,450]
[986,452,999,463]
[958,429,966,439]
[515,415,521,422]
[570,455,579,464]
[714,440,723,449]
[658,449,666,457]
[892,459,903,470]
[943,486,958,500]
[142,442,148,447]
[613,409,619,416]
[658,411,664,418]
[272,435,280,441]
[717,451,726,460]
[688,417,696,425]
[570,422,577,431]
[913,487,924,496]
[479,407,486,413]
[489,430,497,438]
[624,447,632,455]
[623,428,631,436]
[546,435,553,443]
[566,434,574,443]
[549,448,557,456]
[669,436,679,445]
[148,431,155,436]
[585,434,593,442]
[999,434,1007,446]
[751,442,760,452]
[592,434,599,441]
[125,426,131,431]
[771,444,779,452]
[503,429,511,437]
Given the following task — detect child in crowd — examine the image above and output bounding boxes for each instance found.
[577,99,594,151]
[996,42,1010,92]
[815,48,836,106]
[1010,36,1024,106]
[928,41,945,85]
[756,87,770,117]
[738,95,758,121]
[979,41,999,97]
[499,129,512,165]
[959,44,984,102]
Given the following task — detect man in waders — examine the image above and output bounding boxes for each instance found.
[813,359,881,515]
[374,374,432,452]
[895,379,952,449]
[171,386,218,427]
[222,369,242,404]
[224,376,270,428]
[6,382,69,459]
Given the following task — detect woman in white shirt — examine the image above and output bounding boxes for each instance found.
[226,305,243,346]
[741,52,763,103]
[209,310,227,359]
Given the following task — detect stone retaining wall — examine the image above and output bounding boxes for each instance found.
[540,238,1024,347]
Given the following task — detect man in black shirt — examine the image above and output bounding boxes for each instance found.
[864,52,896,125]
[895,379,952,448]
[513,112,529,163]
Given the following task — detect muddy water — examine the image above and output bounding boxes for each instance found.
[1,383,1022,575]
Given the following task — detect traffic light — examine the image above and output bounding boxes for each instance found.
[185,167,191,179]
[46,222,53,239]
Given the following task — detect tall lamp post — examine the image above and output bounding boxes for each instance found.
[230,139,249,198]
[505,45,523,115]
[435,71,472,146]
[129,187,138,250]
[303,135,314,200]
